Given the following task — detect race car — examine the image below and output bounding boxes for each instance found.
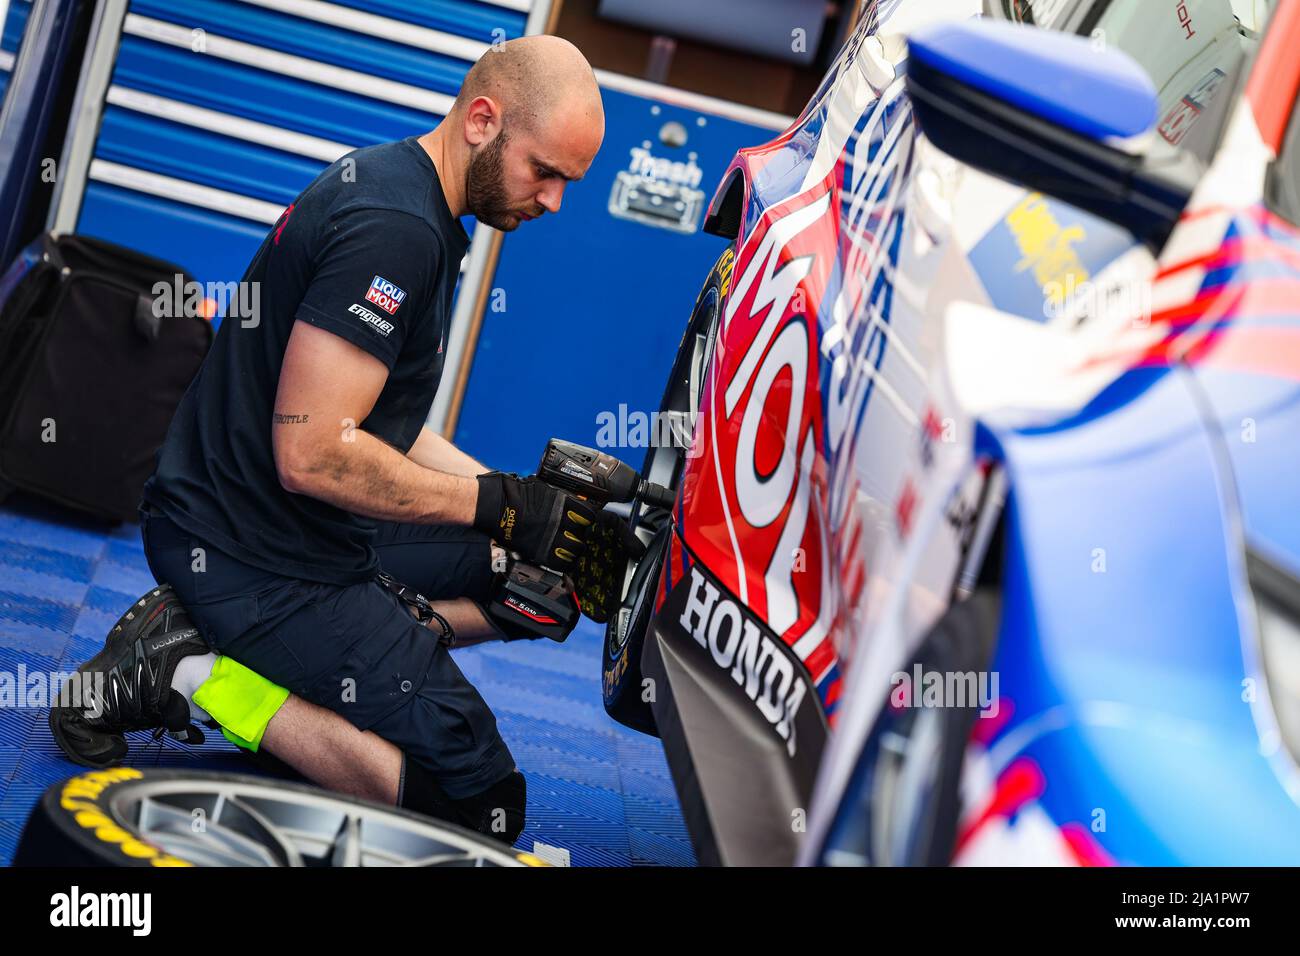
[601,0,1300,866]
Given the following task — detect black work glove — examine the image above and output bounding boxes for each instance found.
[474,472,597,573]
[574,510,648,623]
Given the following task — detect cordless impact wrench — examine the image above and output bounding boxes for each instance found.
[486,440,675,639]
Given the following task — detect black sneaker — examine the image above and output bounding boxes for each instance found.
[50,584,211,768]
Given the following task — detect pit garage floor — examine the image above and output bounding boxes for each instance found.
[0,495,695,867]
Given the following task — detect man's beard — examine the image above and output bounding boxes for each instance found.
[466,129,521,231]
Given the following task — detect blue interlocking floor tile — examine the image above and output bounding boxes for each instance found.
[82,584,142,614]
[624,789,694,825]
[0,706,39,755]
[69,607,122,646]
[518,796,633,866]
[500,714,624,761]
[479,678,613,734]
[511,740,625,793]
[0,647,63,753]
[0,820,20,867]
[629,826,697,867]
[0,589,80,634]
[483,664,598,710]
[615,736,681,789]
[0,564,88,608]
[0,496,114,550]
[0,751,68,823]
[61,634,106,666]
[21,720,74,761]
[0,546,94,590]
[0,619,70,660]
[0,644,61,674]
[526,771,627,818]
[90,558,156,598]
[478,624,604,679]
[0,745,22,783]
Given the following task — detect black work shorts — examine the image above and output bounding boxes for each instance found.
[139,507,514,801]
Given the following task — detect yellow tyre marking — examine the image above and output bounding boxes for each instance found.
[58,768,192,867]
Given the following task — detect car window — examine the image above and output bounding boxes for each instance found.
[987,0,1276,162]
[1267,94,1300,227]
[988,0,1088,29]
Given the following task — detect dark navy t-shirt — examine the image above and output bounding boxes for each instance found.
[143,136,470,585]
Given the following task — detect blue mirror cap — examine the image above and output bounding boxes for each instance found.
[907,19,1158,142]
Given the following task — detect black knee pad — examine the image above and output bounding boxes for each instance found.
[397,755,459,821]
[399,757,526,846]
[453,769,527,846]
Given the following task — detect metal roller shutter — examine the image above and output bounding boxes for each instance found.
[0,1,34,104]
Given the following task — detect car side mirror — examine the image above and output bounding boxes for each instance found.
[906,19,1200,251]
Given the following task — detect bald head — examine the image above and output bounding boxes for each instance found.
[433,35,604,230]
[455,35,602,134]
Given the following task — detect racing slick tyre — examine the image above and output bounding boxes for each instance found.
[818,591,999,866]
[602,246,732,735]
[13,768,544,867]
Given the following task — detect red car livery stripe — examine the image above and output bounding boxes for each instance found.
[1083,206,1300,382]
[1245,0,1300,152]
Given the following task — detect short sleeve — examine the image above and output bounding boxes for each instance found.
[295,210,438,370]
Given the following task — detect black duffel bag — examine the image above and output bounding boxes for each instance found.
[0,232,212,522]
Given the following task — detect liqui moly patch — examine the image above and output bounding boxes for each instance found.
[365,276,407,315]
